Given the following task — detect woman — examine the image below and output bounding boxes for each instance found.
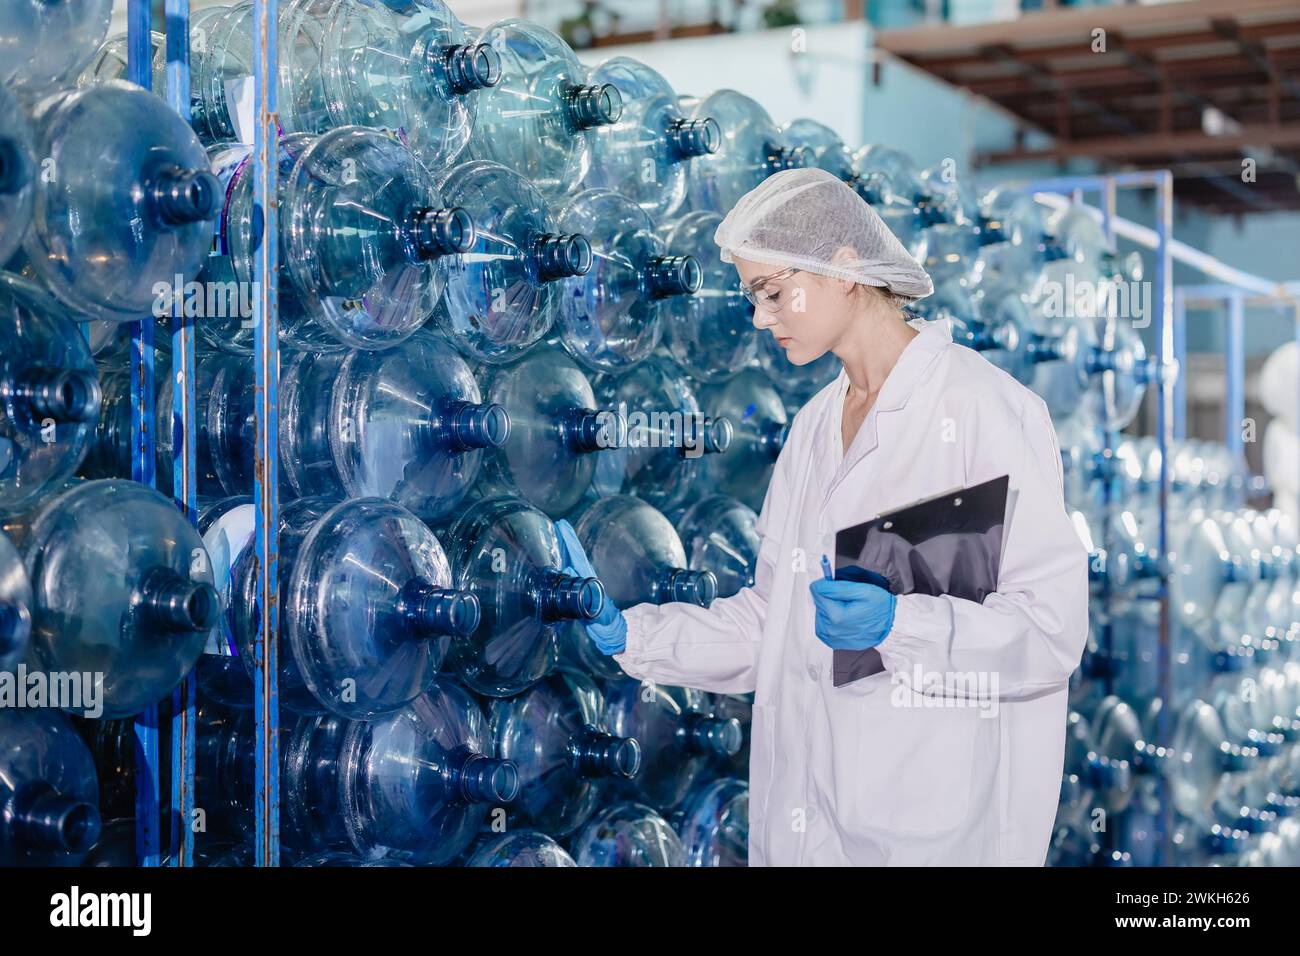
[557,167,1089,865]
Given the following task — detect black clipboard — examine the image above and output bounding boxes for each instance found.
[830,475,1010,687]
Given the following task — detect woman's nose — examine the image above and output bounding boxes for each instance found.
[751,308,777,330]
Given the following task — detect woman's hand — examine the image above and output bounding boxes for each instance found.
[554,519,627,655]
[809,578,896,650]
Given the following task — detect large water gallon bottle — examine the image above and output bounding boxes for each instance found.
[977,187,1073,300]
[78,30,166,90]
[0,708,101,866]
[84,351,232,500]
[337,679,519,865]
[469,19,622,196]
[23,82,220,324]
[605,679,742,810]
[479,346,627,515]
[0,90,36,267]
[781,118,891,207]
[0,274,101,512]
[293,0,497,167]
[280,331,508,520]
[200,126,473,353]
[683,90,809,213]
[698,370,788,513]
[463,830,576,867]
[1043,203,1110,287]
[228,496,478,718]
[585,57,718,221]
[923,170,1010,292]
[658,210,758,382]
[0,0,112,97]
[1168,698,1257,858]
[573,494,717,610]
[924,281,1067,395]
[1096,320,1156,434]
[852,143,951,257]
[487,667,641,837]
[441,496,606,697]
[0,530,33,674]
[556,188,702,375]
[570,801,686,867]
[434,159,592,362]
[673,494,760,600]
[284,712,353,848]
[1023,308,1106,420]
[591,354,732,513]
[17,480,218,719]
[671,776,749,867]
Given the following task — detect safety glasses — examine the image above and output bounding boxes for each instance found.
[738,267,801,312]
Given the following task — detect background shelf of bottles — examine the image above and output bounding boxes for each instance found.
[0,0,1294,868]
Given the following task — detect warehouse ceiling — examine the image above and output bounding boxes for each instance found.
[875,0,1300,217]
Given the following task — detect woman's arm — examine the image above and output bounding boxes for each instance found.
[612,437,794,696]
[876,394,1090,701]
[614,532,776,695]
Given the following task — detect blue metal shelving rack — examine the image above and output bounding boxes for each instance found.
[126,0,282,866]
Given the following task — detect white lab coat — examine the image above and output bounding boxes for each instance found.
[616,321,1089,865]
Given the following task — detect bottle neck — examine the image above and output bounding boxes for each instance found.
[765,144,809,174]
[760,420,788,460]
[667,116,720,159]
[443,400,510,451]
[137,568,221,632]
[537,572,605,622]
[446,745,519,804]
[531,233,593,282]
[562,407,627,454]
[10,781,101,853]
[15,367,101,423]
[656,568,717,607]
[681,415,732,458]
[643,254,702,299]
[397,579,480,638]
[430,41,502,95]
[563,82,623,129]
[570,726,641,779]
[149,166,222,227]
[682,713,744,757]
[408,206,475,260]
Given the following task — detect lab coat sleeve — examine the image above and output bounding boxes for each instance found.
[613,438,793,696]
[876,393,1089,700]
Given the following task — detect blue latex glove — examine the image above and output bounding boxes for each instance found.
[554,519,627,655]
[808,577,896,651]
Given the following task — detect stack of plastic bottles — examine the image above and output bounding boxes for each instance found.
[0,0,1292,869]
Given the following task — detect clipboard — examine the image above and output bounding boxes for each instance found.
[830,475,1011,687]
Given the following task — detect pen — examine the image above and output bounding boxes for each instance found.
[820,554,833,580]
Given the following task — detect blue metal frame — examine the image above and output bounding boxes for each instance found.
[127,0,162,871]
[128,0,284,871]
[251,0,283,868]
[164,0,199,869]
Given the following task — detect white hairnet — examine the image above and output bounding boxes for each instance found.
[713,167,934,300]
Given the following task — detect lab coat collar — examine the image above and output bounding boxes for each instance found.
[820,319,953,495]
[870,318,953,413]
